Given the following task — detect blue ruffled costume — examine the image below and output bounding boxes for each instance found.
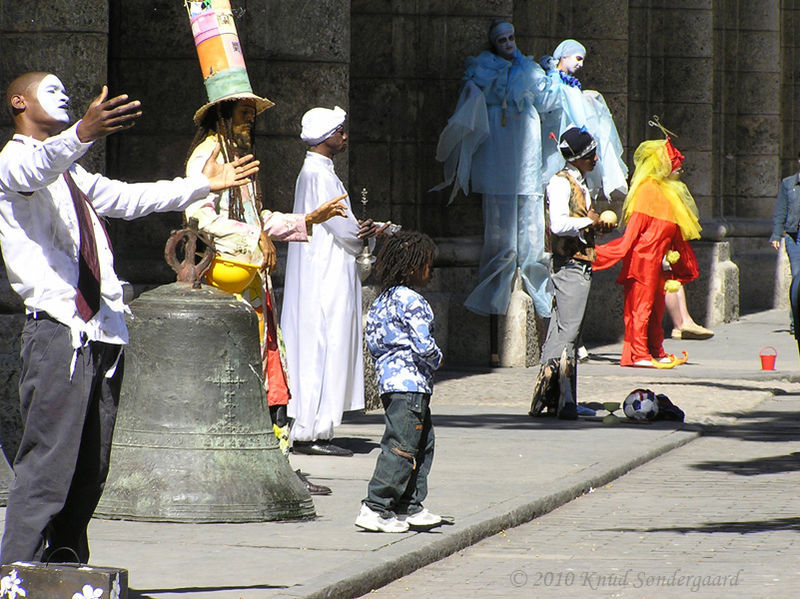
[538,56,628,201]
[434,48,562,316]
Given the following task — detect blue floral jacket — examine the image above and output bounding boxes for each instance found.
[366,285,442,395]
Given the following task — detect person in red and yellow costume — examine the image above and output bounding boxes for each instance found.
[593,135,701,368]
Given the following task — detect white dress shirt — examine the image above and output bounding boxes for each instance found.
[546,162,593,239]
[0,122,211,352]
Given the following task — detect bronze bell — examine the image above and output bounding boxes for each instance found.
[95,223,314,522]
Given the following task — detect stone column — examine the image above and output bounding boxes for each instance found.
[716,1,781,220]
[714,2,781,311]
[781,1,800,172]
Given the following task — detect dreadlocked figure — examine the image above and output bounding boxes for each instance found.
[357,232,443,533]
[185,98,346,494]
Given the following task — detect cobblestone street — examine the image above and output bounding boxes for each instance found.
[360,395,800,599]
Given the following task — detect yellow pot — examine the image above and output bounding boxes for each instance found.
[205,256,260,294]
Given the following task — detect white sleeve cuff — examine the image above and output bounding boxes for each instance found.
[66,121,95,151]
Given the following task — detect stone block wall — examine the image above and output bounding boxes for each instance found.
[348,1,509,238]
[716,1,782,221]
[0,0,109,175]
[781,1,800,172]
[629,0,715,217]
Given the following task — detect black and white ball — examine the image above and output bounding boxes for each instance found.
[623,389,659,421]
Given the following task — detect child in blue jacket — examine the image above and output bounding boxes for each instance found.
[355,232,443,533]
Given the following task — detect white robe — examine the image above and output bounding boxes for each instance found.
[281,151,365,442]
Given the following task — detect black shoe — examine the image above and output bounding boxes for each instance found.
[292,440,353,457]
[529,360,559,417]
[557,402,578,420]
[295,470,332,495]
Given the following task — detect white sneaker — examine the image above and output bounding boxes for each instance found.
[355,504,409,533]
[398,508,442,528]
[577,345,589,361]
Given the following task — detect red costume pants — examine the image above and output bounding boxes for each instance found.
[620,273,669,366]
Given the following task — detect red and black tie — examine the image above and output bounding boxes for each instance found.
[63,171,105,322]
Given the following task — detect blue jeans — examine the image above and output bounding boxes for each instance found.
[364,392,434,518]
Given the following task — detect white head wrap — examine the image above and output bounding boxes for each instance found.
[489,21,514,44]
[553,39,586,61]
[300,106,347,145]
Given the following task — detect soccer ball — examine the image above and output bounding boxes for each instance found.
[623,389,659,421]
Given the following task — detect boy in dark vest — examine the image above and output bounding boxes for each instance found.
[529,127,613,419]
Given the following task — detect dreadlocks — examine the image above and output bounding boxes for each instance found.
[184,99,262,222]
[375,231,436,291]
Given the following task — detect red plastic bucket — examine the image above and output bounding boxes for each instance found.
[759,346,777,370]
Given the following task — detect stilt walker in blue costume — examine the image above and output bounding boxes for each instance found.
[433,20,563,317]
[539,39,628,202]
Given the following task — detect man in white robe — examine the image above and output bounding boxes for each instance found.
[281,106,376,457]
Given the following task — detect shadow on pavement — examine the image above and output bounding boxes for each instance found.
[691,451,800,476]
[702,408,800,443]
[607,516,800,535]
[130,583,289,597]
[343,412,689,432]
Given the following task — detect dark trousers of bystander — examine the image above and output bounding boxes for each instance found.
[1,316,123,564]
[364,392,434,518]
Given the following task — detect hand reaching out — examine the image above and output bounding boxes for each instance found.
[357,218,392,240]
[588,209,615,234]
[306,194,348,228]
[259,231,277,272]
[202,144,260,192]
[76,86,142,142]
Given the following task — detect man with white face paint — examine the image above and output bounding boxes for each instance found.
[433,19,563,319]
[539,39,629,201]
[0,71,259,564]
[36,73,71,124]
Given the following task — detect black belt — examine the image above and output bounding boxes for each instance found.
[26,311,60,323]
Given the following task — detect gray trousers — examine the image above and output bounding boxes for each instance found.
[1,317,123,564]
[540,258,592,363]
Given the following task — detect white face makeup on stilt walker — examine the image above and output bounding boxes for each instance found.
[36,74,71,124]
[490,22,516,60]
[559,53,585,75]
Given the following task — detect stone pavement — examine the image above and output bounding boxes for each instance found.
[1,309,798,599]
[360,393,800,598]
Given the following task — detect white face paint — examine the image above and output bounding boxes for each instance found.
[493,32,516,60]
[558,54,584,75]
[36,75,71,123]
